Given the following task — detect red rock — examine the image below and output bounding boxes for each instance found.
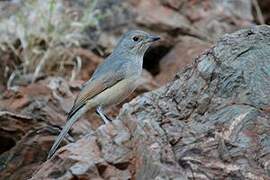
[156,36,210,84]
[10,96,30,110]
[20,84,51,97]
[160,0,183,10]
[134,0,191,31]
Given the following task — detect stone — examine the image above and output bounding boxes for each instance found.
[134,0,191,32]
[29,25,270,179]
[156,36,211,84]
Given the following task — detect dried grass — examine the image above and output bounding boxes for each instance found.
[0,0,103,87]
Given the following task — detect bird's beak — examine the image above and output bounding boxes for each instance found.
[146,35,160,43]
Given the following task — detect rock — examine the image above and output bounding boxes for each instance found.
[30,25,270,179]
[0,72,158,180]
[134,0,191,33]
[0,0,268,179]
[180,0,253,40]
[30,122,132,180]
[156,36,211,85]
[160,0,183,10]
[0,79,95,180]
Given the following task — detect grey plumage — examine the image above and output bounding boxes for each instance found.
[47,30,160,159]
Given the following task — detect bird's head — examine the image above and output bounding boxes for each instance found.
[113,30,160,58]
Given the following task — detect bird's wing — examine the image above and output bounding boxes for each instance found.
[68,59,127,118]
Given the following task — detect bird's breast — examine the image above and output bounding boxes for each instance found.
[127,57,143,76]
[87,75,140,108]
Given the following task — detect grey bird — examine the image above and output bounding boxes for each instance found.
[47,30,160,159]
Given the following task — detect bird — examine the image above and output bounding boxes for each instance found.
[47,30,160,159]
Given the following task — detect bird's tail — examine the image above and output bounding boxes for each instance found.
[47,105,87,159]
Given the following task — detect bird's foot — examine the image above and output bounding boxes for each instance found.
[96,106,112,124]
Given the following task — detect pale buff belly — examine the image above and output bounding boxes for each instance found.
[86,76,139,109]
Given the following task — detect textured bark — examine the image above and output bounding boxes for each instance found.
[29,25,270,179]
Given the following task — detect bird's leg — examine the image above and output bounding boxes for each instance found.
[104,114,112,122]
[96,106,112,124]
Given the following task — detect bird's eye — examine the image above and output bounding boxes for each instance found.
[132,36,139,42]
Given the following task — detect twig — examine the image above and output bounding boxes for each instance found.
[0,110,32,120]
[31,50,50,83]
[252,0,265,24]
[70,56,82,81]
[7,71,17,90]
